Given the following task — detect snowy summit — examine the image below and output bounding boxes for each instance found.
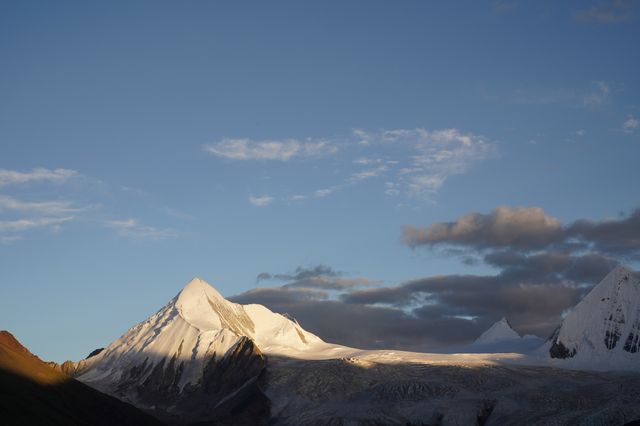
[473,317,521,346]
[549,265,640,369]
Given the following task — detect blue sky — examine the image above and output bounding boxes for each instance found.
[1,1,639,361]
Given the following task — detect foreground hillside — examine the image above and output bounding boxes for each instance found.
[0,331,161,426]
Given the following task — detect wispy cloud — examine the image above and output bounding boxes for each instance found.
[581,81,611,107]
[105,218,178,240]
[314,188,335,198]
[0,195,83,215]
[0,168,78,186]
[0,216,74,232]
[204,138,338,161]
[348,128,492,197]
[0,186,83,243]
[505,82,613,108]
[349,165,389,183]
[0,235,22,244]
[346,128,493,197]
[206,127,495,204]
[0,167,187,243]
[623,115,639,133]
[248,195,274,207]
[575,0,638,23]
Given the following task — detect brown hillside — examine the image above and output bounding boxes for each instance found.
[0,330,163,426]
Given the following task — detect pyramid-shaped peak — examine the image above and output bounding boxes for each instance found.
[180,277,225,301]
[593,265,637,291]
[172,277,257,335]
[549,264,640,361]
[183,276,211,290]
[474,317,521,345]
[605,264,633,280]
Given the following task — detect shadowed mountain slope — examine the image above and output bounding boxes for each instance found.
[0,330,162,426]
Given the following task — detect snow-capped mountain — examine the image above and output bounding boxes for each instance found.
[549,265,640,368]
[76,277,324,423]
[474,317,521,345]
[467,317,544,353]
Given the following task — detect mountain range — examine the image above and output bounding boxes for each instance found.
[3,266,640,424]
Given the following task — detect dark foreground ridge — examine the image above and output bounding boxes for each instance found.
[0,330,162,426]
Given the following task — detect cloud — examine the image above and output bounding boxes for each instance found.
[379,128,494,196]
[0,216,74,232]
[581,81,611,107]
[623,115,639,132]
[314,188,334,198]
[105,218,177,240]
[341,252,613,338]
[255,265,379,291]
[0,168,78,186]
[0,170,82,242]
[567,209,640,257]
[203,138,338,161]
[353,157,383,165]
[206,127,495,203]
[404,205,640,258]
[0,195,82,215]
[575,0,638,23]
[248,195,274,207]
[492,0,517,14]
[403,206,564,251]
[0,235,22,244]
[0,167,188,244]
[232,287,330,306]
[231,286,490,351]
[349,165,388,183]
[234,207,638,351]
[234,253,617,350]
[507,82,614,109]
[388,205,639,341]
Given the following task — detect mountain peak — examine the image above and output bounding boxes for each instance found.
[604,264,633,283]
[550,265,640,362]
[178,277,225,303]
[0,330,30,356]
[173,277,250,333]
[182,276,218,292]
[473,317,521,346]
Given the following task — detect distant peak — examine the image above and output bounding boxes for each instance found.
[499,317,514,327]
[473,317,521,345]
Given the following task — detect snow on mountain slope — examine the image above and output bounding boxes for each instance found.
[80,278,321,378]
[548,265,640,370]
[76,277,324,423]
[459,317,545,354]
[473,317,521,345]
